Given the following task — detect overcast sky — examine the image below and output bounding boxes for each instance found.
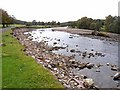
[0,0,119,22]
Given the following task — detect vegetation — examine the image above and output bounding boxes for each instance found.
[70,15,119,34]
[2,29,63,88]
[0,9,14,28]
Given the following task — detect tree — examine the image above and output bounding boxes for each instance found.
[57,22,60,25]
[32,20,37,25]
[0,9,14,27]
[105,15,114,32]
[77,17,93,29]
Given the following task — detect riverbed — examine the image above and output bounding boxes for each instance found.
[24,28,119,88]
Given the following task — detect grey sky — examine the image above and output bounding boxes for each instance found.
[0,0,119,22]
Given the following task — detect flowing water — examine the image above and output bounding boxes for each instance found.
[25,28,119,88]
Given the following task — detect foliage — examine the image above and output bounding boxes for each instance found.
[77,17,93,29]
[0,9,14,27]
[69,15,119,34]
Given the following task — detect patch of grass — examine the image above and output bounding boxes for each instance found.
[0,30,2,89]
[2,29,63,88]
[10,24,25,27]
[0,24,2,28]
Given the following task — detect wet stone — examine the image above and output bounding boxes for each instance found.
[111,67,118,71]
[86,63,94,69]
[70,49,75,53]
[113,72,120,80]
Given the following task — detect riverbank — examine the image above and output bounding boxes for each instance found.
[2,28,63,88]
[12,28,104,89]
[52,28,119,42]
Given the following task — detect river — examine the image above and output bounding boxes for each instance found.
[24,28,119,88]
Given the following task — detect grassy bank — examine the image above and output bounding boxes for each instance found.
[2,28,63,88]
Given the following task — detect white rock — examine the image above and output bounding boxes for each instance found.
[83,78,94,88]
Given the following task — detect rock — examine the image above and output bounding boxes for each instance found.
[53,68,57,71]
[91,48,94,51]
[83,78,94,88]
[45,59,50,63]
[113,72,120,80]
[87,63,94,69]
[70,49,75,53]
[106,63,110,66]
[69,36,73,38]
[89,53,94,57]
[69,59,76,64]
[38,57,44,61]
[50,63,56,68]
[76,51,81,53]
[80,75,87,79]
[111,67,118,71]
[82,52,87,57]
[76,45,78,47]
[78,63,87,69]
[53,42,57,45]
[47,64,52,69]
[57,39,60,41]
[96,69,100,72]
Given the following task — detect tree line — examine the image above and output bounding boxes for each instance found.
[26,20,60,26]
[0,9,60,28]
[0,9,119,34]
[70,15,120,34]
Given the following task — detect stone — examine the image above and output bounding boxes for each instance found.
[113,72,120,80]
[106,63,110,66]
[70,49,75,53]
[69,59,76,64]
[83,78,94,88]
[80,75,87,79]
[53,42,57,45]
[111,67,118,71]
[91,48,94,51]
[76,45,78,47]
[96,69,100,72]
[78,63,87,69]
[57,39,60,41]
[69,36,73,38]
[86,63,94,69]
[53,68,57,71]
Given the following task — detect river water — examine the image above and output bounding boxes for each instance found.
[25,28,119,88]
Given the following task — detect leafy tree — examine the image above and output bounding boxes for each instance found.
[32,20,37,25]
[90,21,96,30]
[77,17,93,29]
[105,15,114,32]
[0,9,14,27]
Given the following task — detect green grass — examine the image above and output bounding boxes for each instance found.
[10,24,26,27]
[2,29,63,88]
[0,24,2,28]
[0,30,2,89]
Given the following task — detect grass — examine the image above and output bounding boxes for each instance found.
[0,24,2,28]
[0,30,2,89]
[2,29,63,88]
[0,24,52,29]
